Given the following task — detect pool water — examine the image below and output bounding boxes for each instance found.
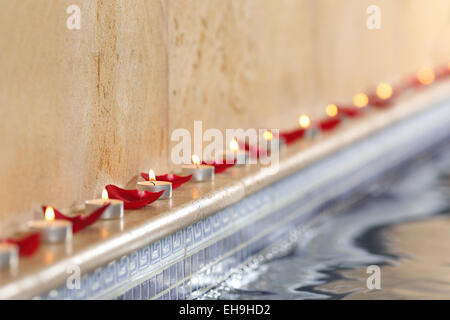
[202,143,450,300]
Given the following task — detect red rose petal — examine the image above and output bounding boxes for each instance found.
[244,143,268,159]
[318,117,342,131]
[105,185,163,209]
[141,173,192,189]
[4,233,41,257]
[279,128,306,145]
[41,204,111,234]
[436,65,450,81]
[368,94,393,109]
[202,161,235,174]
[337,106,364,117]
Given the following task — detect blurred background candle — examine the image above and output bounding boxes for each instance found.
[137,169,172,199]
[299,114,319,139]
[326,104,339,118]
[353,93,369,109]
[28,207,72,244]
[260,130,285,153]
[298,114,310,129]
[376,83,393,100]
[182,155,214,182]
[85,189,124,220]
[416,67,435,86]
[368,82,395,108]
[0,243,18,270]
[222,139,249,166]
[317,104,342,132]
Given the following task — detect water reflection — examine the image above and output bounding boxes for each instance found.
[203,144,450,300]
[319,216,450,299]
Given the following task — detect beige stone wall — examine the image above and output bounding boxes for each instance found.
[0,0,169,233]
[0,0,449,233]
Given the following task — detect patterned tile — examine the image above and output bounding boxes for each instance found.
[193,222,203,242]
[116,256,129,283]
[184,257,191,278]
[151,241,161,264]
[172,231,183,253]
[170,265,176,288]
[176,261,183,283]
[149,277,156,298]
[162,268,170,291]
[161,236,172,259]
[203,217,212,237]
[133,285,141,300]
[156,273,163,295]
[125,289,132,300]
[89,268,103,295]
[177,283,184,300]
[141,280,148,300]
[129,252,138,276]
[170,288,177,300]
[103,261,116,289]
[138,246,150,270]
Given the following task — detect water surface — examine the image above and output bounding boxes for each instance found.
[203,145,450,300]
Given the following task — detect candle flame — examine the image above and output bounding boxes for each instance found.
[417,67,435,85]
[100,227,109,239]
[353,93,369,108]
[102,189,109,201]
[45,206,55,222]
[192,154,201,166]
[230,139,239,152]
[45,251,54,264]
[263,130,273,141]
[325,104,338,117]
[298,114,310,128]
[149,169,156,181]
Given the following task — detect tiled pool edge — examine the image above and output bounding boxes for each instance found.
[36,97,450,300]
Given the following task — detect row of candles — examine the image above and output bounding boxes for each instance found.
[0,153,237,270]
[29,162,215,241]
[1,63,449,271]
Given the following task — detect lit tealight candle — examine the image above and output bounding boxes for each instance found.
[298,114,310,129]
[260,130,285,152]
[221,139,249,166]
[376,82,393,100]
[28,207,72,244]
[353,93,369,108]
[85,189,124,220]
[416,67,435,85]
[182,155,215,182]
[325,103,354,122]
[326,104,338,117]
[299,114,319,139]
[262,130,273,141]
[137,169,172,199]
[0,243,18,270]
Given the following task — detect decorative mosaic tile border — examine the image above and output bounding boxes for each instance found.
[37,99,450,300]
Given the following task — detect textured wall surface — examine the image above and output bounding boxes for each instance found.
[0,0,449,233]
[0,0,169,233]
